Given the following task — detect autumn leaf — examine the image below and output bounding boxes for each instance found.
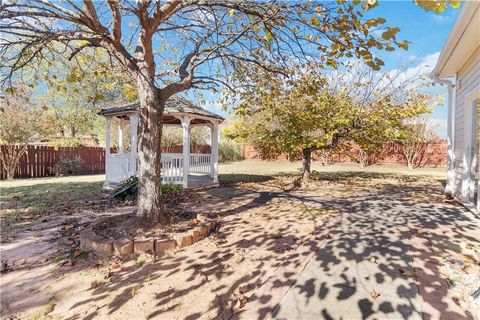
[397,40,410,50]
[370,289,380,300]
[238,295,247,309]
[399,267,415,277]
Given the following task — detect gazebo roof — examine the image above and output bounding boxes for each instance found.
[98,96,224,125]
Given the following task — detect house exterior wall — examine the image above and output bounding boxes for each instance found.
[452,45,480,199]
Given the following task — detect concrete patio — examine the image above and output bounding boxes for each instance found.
[236,177,480,320]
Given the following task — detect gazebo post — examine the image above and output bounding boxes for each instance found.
[104,117,111,186]
[211,121,219,183]
[105,117,111,155]
[118,120,125,154]
[181,116,191,187]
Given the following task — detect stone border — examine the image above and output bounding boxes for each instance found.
[80,218,217,257]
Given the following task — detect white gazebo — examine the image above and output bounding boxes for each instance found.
[99,96,224,189]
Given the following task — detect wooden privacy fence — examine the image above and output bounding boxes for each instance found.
[0,145,106,180]
[160,144,211,154]
[239,141,447,166]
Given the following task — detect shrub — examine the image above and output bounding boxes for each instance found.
[50,156,84,176]
[52,138,87,148]
[162,183,183,194]
[218,140,243,163]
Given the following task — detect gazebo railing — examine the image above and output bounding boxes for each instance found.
[161,154,184,183]
[106,153,137,184]
[190,153,211,174]
[106,152,212,186]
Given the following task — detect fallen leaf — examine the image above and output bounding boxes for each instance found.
[237,294,247,309]
[370,289,380,300]
[369,257,377,264]
[111,262,120,269]
[74,250,83,258]
[399,267,415,278]
[466,243,475,250]
[461,254,478,264]
[463,265,480,275]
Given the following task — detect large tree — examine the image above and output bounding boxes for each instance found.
[39,50,137,140]
[0,0,449,222]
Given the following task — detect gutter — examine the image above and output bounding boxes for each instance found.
[432,2,480,78]
[431,74,455,197]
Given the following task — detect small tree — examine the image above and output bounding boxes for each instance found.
[398,118,439,169]
[327,59,435,167]
[346,143,383,167]
[0,87,40,179]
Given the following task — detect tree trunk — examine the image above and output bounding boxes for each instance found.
[407,158,414,170]
[136,80,169,224]
[1,144,27,180]
[301,148,312,183]
[6,161,16,180]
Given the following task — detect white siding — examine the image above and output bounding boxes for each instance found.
[453,47,480,199]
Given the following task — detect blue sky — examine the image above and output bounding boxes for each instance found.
[200,1,461,137]
[365,1,461,137]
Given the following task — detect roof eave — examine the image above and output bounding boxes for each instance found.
[431,1,480,79]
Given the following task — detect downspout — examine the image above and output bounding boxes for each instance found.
[432,75,455,197]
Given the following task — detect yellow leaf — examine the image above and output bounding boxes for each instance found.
[229,9,235,16]
[448,0,461,8]
[371,289,380,300]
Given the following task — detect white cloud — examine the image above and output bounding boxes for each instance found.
[429,13,453,23]
[383,51,440,89]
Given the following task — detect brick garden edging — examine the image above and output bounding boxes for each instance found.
[80,216,217,257]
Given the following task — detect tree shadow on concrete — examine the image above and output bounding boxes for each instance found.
[264,182,478,320]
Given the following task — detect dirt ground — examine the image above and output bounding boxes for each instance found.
[3,162,476,320]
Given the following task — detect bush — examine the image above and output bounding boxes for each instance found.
[50,156,84,176]
[218,140,243,163]
[52,138,87,148]
[162,183,183,194]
